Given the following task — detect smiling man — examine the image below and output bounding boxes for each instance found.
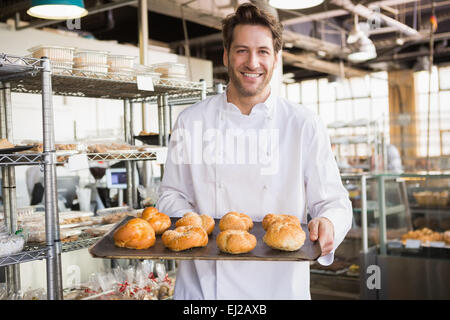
[157,3,352,300]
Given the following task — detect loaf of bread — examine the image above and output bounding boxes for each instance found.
[216,229,257,254]
[263,222,306,251]
[262,213,300,231]
[113,218,155,249]
[141,206,171,235]
[162,225,208,251]
[219,211,253,231]
[175,212,215,235]
[444,230,450,244]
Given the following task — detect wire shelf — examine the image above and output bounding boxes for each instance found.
[0,54,43,81]
[9,65,204,101]
[0,153,43,166]
[62,237,100,253]
[0,246,48,268]
[86,151,157,161]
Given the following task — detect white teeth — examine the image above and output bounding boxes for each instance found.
[243,73,260,78]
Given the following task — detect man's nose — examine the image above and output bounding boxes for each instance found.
[246,51,260,70]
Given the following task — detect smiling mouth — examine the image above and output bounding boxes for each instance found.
[241,72,263,79]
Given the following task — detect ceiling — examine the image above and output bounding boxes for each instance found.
[1,0,450,83]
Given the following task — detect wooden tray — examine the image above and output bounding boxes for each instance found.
[89,216,321,261]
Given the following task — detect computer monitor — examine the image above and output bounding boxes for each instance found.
[106,168,127,189]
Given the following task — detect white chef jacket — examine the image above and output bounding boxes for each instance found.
[156,89,352,300]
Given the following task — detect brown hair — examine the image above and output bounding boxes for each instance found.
[222,3,283,53]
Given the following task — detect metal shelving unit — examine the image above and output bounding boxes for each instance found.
[0,53,61,299]
[1,53,207,299]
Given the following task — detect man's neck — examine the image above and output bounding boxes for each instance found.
[226,84,271,116]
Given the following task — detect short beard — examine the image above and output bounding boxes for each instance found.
[227,59,273,97]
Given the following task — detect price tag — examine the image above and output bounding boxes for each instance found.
[137,75,154,91]
[67,154,89,171]
[429,241,445,248]
[405,239,421,249]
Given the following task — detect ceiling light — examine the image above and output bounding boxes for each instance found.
[27,0,88,20]
[348,35,377,63]
[269,0,325,10]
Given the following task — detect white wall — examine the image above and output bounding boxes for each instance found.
[0,22,212,292]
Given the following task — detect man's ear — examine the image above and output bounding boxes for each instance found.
[223,49,228,68]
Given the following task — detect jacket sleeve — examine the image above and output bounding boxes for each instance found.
[156,115,196,217]
[302,115,353,266]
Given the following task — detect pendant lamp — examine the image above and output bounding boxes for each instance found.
[27,0,88,20]
[269,0,325,10]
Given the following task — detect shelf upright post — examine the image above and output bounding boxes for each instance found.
[129,100,138,207]
[0,81,21,295]
[361,174,368,253]
[162,93,169,147]
[124,99,133,208]
[41,57,63,300]
[377,174,387,255]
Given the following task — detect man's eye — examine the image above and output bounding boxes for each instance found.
[237,50,246,53]
[260,50,269,55]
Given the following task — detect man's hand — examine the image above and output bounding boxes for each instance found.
[308,217,334,256]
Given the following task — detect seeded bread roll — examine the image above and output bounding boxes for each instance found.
[216,229,257,254]
[162,225,208,251]
[263,222,306,251]
[219,211,253,231]
[175,212,215,235]
[262,213,301,231]
[113,218,155,250]
[141,207,171,235]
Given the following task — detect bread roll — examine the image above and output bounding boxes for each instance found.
[219,211,253,231]
[200,214,215,235]
[162,225,208,251]
[113,218,155,250]
[141,207,171,235]
[444,230,450,244]
[176,212,202,227]
[262,213,300,231]
[216,230,257,254]
[263,222,305,251]
[175,212,215,235]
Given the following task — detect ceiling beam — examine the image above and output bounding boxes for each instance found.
[282,51,367,78]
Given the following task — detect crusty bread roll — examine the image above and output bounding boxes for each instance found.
[444,230,450,244]
[263,222,306,251]
[162,225,208,251]
[262,213,301,231]
[175,212,215,235]
[200,214,215,235]
[216,229,257,254]
[176,212,202,228]
[219,211,253,231]
[113,218,155,250]
[141,207,171,235]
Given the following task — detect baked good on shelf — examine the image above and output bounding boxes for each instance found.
[113,218,155,249]
[216,229,257,254]
[262,213,301,231]
[263,222,306,251]
[401,227,443,244]
[161,225,208,251]
[175,212,215,235]
[0,138,14,149]
[141,207,171,235]
[444,230,450,244]
[219,211,253,231]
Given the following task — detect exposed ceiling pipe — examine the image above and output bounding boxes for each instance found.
[331,0,420,37]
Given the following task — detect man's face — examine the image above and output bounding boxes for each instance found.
[224,24,278,97]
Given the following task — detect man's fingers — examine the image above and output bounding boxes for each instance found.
[308,219,319,241]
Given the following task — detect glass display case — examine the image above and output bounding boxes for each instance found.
[310,172,450,299]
